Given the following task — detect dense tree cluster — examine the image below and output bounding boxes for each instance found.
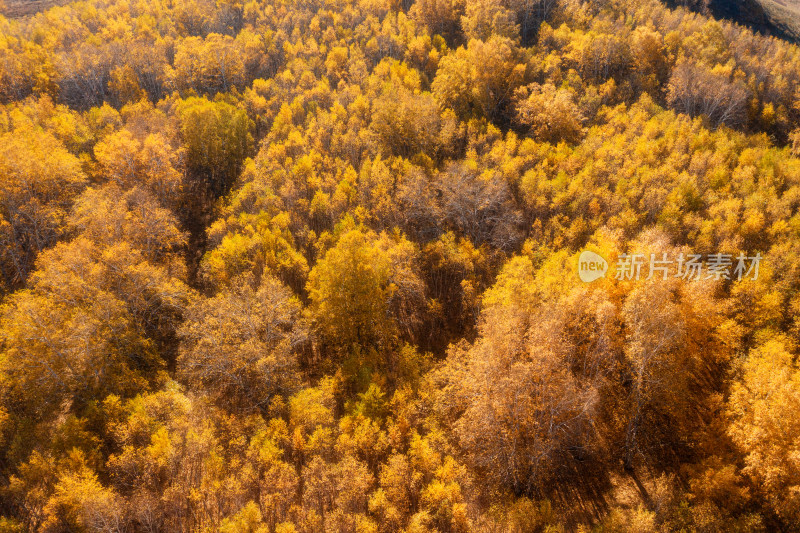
[1,0,800,530]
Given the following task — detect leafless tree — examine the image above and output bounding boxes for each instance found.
[667,61,750,128]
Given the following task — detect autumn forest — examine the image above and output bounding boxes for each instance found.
[0,0,799,530]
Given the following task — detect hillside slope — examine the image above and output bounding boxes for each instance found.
[0,0,66,17]
[686,0,800,42]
